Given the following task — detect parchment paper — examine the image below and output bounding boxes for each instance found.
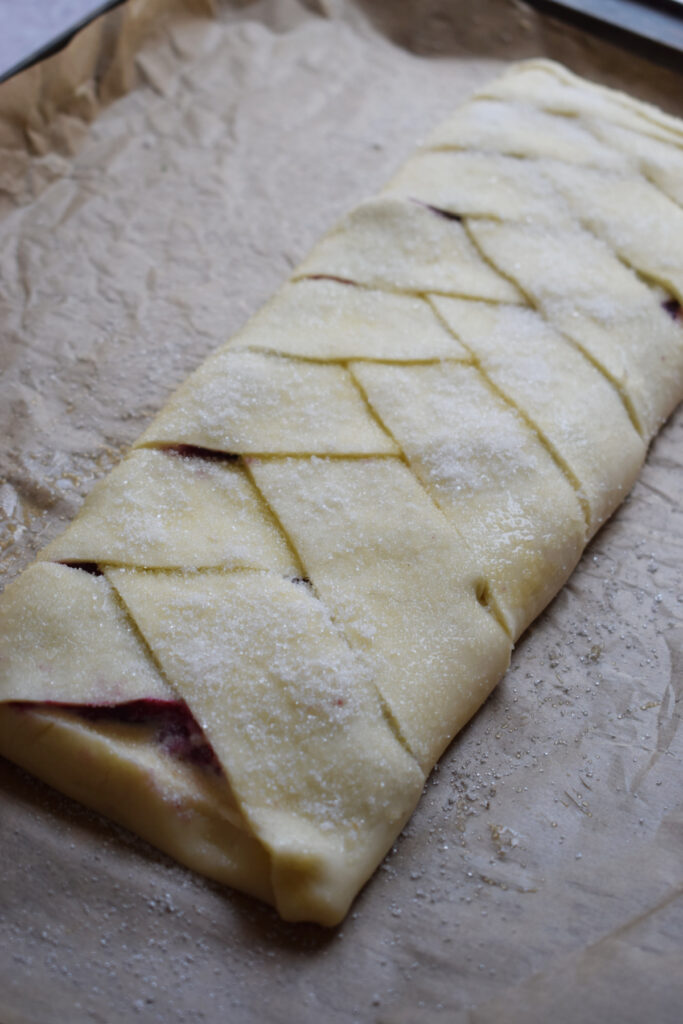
[0,2,681,1021]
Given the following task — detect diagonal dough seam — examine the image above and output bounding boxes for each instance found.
[446,144,683,306]
[625,262,683,305]
[412,140,683,234]
[443,65,683,213]
[108,555,424,789]
[563,209,683,310]
[59,562,298,578]
[581,123,683,213]
[343,365,511,638]
[141,445,306,576]
[460,215,644,438]
[135,441,401,461]
[230,347,472,368]
[343,362,412,456]
[101,566,321,851]
[294,270,521,306]
[227,288,475,367]
[107,560,416,777]
[473,59,683,147]
[100,569,187,706]
[425,300,593,529]
[416,141,674,202]
[240,456,424,766]
[425,87,683,217]
[372,690,422,765]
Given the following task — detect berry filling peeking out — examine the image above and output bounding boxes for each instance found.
[662,297,682,322]
[14,698,223,775]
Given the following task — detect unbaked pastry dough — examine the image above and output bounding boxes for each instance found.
[2,60,683,926]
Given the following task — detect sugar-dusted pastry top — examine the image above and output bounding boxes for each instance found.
[1,59,683,926]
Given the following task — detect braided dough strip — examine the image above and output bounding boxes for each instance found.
[1,60,682,925]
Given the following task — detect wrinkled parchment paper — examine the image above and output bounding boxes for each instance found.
[1,2,682,1021]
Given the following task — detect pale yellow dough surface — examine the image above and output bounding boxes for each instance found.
[1,59,682,926]
[295,196,524,303]
[385,150,564,224]
[429,297,647,534]
[41,447,299,572]
[249,457,512,769]
[423,98,627,168]
[0,704,275,905]
[108,568,425,924]
[468,218,683,438]
[228,277,468,362]
[0,563,173,704]
[136,349,399,455]
[349,361,585,640]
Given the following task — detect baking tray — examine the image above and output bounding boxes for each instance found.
[0,2,681,1022]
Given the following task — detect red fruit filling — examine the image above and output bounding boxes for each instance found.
[14,698,223,775]
[410,198,462,222]
[58,562,103,575]
[161,444,239,462]
[305,274,358,287]
[662,297,682,322]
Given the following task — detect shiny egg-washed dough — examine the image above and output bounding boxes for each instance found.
[1,60,683,926]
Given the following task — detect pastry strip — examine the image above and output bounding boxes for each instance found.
[40,447,299,572]
[249,456,512,769]
[428,298,647,534]
[350,361,586,641]
[468,218,683,439]
[107,567,426,925]
[135,349,399,455]
[1,60,682,925]
[295,196,525,303]
[227,278,469,363]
